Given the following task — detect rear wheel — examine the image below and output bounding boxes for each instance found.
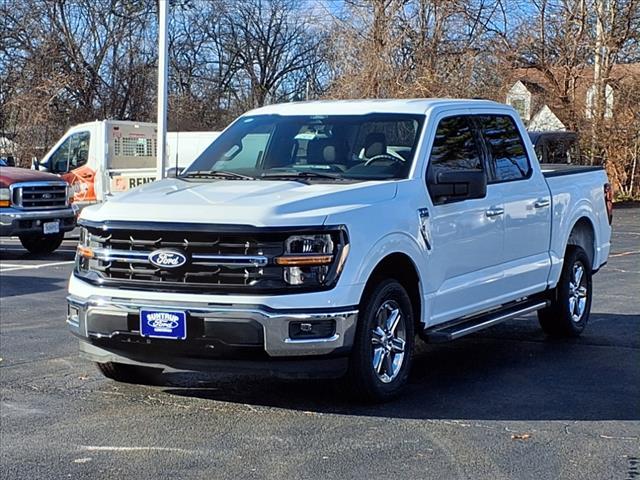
[347,279,414,402]
[538,246,592,337]
[19,233,64,254]
[96,362,164,385]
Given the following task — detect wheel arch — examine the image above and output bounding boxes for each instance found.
[360,252,423,332]
[566,216,596,269]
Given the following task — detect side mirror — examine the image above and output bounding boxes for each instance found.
[31,157,39,170]
[6,156,15,167]
[427,169,486,204]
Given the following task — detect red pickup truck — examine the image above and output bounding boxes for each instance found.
[0,159,76,253]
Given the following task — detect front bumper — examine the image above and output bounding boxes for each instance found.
[67,294,358,369]
[0,206,77,236]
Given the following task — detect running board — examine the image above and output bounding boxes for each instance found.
[423,300,550,343]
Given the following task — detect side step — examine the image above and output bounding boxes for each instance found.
[423,299,550,343]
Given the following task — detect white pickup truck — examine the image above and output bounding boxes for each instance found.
[67,99,613,401]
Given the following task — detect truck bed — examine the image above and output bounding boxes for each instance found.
[540,164,604,178]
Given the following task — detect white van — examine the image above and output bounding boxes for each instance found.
[33,120,219,207]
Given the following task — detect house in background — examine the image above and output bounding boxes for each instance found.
[505,64,639,131]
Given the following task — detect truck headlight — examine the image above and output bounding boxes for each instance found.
[76,227,97,271]
[276,231,349,287]
[0,188,10,208]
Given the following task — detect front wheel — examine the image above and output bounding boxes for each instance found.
[19,233,64,254]
[538,246,592,337]
[347,279,415,402]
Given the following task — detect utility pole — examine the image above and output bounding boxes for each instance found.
[591,0,607,165]
[156,0,169,180]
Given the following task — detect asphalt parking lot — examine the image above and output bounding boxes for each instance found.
[1,208,638,480]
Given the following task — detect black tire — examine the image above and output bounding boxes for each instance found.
[96,362,164,385]
[538,246,592,337]
[19,233,64,254]
[347,278,415,402]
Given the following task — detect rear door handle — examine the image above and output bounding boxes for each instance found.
[534,199,550,208]
[485,207,504,218]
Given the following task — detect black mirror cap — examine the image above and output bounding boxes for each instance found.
[428,169,487,204]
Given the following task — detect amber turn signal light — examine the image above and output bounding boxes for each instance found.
[77,245,94,259]
[275,255,333,266]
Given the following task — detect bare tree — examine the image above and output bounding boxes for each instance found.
[219,0,325,109]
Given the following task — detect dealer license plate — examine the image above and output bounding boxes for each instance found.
[140,310,187,340]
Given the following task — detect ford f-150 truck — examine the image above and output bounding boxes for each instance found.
[1,159,76,253]
[67,99,613,401]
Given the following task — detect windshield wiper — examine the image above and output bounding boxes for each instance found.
[260,171,346,182]
[180,170,256,180]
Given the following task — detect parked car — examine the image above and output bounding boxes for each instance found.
[1,159,76,253]
[67,99,613,401]
[32,120,219,208]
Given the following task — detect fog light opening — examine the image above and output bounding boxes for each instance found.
[288,320,336,340]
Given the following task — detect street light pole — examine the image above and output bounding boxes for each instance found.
[156,0,168,180]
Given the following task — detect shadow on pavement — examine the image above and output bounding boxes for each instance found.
[0,247,76,262]
[161,313,639,421]
[0,274,69,298]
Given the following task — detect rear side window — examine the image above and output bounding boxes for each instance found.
[428,116,483,172]
[476,115,530,182]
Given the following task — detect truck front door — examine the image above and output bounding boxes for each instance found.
[45,130,97,205]
[424,114,505,325]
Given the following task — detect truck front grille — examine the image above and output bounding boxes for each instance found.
[79,225,289,292]
[12,182,68,209]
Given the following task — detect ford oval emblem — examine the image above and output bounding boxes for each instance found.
[148,249,188,269]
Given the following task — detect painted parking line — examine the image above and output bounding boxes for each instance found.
[0,248,77,254]
[80,446,194,453]
[0,260,75,272]
[609,250,640,258]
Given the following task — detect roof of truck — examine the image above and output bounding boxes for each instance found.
[247,98,508,116]
[68,119,157,130]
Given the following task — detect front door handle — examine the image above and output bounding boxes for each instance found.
[485,207,504,218]
[534,199,550,208]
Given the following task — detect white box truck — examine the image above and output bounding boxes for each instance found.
[33,120,219,208]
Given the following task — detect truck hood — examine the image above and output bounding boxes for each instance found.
[81,178,398,227]
[0,166,64,188]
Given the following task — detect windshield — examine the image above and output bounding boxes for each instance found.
[183,113,425,181]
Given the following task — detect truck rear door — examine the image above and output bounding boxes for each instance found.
[107,123,158,194]
[474,114,552,297]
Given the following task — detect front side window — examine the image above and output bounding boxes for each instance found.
[476,115,530,182]
[184,113,424,182]
[428,115,483,173]
[48,131,91,173]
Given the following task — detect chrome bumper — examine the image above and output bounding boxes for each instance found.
[0,205,77,236]
[67,295,358,357]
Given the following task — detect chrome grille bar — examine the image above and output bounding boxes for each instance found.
[91,247,268,268]
[10,181,68,210]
